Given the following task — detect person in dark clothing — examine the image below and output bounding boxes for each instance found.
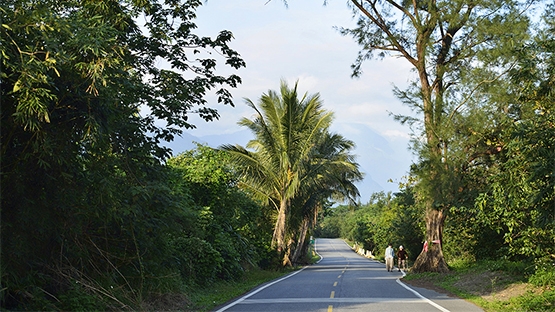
[397,245,408,272]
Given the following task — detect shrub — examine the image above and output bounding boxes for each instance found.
[170,236,223,286]
[57,286,107,311]
[529,257,555,287]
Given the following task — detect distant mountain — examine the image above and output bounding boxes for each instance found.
[162,131,205,154]
[199,130,253,149]
[162,129,253,155]
[334,123,413,203]
[163,123,413,204]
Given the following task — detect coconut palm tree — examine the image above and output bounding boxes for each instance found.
[288,131,363,264]
[220,80,362,265]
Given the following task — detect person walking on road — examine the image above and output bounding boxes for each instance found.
[397,245,408,272]
[385,243,395,272]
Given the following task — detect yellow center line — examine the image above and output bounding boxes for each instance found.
[330,291,335,298]
[328,305,333,312]
[333,281,337,287]
[337,275,341,278]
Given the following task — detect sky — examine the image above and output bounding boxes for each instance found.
[178,0,419,202]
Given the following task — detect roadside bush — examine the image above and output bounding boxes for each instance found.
[168,145,272,282]
[314,216,341,238]
[529,268,555,287]
[529,257,555,287]
[257,246,282,270]
[447,256,476,270]
[170,236,223,286]
[482,259,532,277]
[514,290,555,312]
[57,286,107,311]
[211,229,245,280]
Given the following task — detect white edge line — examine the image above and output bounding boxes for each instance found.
[215,239,323,312]
[315,238,323,263]
[396,278,451,312]
[217,240,449,312]
[355,244,451,312]
[214,268,306,312]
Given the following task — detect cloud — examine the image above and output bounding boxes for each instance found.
[338,102,389,117]
[382,129,411,140]
[180,0,419,199]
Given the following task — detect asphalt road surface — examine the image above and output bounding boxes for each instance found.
[215,238,483,312]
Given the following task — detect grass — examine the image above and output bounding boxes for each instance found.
[402,259,555,312]
[183,268,293,311]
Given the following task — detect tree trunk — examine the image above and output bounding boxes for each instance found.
[282,238,294,267]
[411,208,449,273]
[272,199,288,251]
[272,200,291,266]
[290,218,310,265]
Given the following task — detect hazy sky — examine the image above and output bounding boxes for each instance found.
[184,0,419,199]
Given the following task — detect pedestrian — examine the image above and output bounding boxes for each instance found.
[385,243,395,272]
[397,245,408,272]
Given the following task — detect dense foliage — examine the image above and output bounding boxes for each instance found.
[167,144,276,278]
[2,0,555,309]
[475,4,555,260]
[0,0,266,309]
[316,2,554,282]
[314,190,423,261]
[342,0,537,272]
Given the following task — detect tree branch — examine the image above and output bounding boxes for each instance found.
[351,0,418,66]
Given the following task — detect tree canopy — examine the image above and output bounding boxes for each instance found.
[221,80,363,265]
[340,0,537,272]
[1,0,247,309]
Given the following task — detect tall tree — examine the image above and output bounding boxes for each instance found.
[221,80,362,265]
[1,0,244,308]
[288,131,363,264]
[340,0,533,272]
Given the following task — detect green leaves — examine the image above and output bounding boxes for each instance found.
[1,0,246,308]
[168,144,269,279]
[221,80,362,264]
[326,0,554,271]
[472,7,555,259]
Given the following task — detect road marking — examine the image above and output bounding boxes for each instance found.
[333,281,337,286]
[216,240,325,312]
[337,275,341,278]
[396,279,451,312]
[315,240,323,263]
[216,239,452,312]
[379,260,452,312]
[213,266,308,312]
[234,297,446,304]
[330,291,335,298]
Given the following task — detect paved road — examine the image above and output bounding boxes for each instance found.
[215,238,483,312]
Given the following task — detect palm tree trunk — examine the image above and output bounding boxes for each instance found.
[290,218,310,264]
[272,199,288,252]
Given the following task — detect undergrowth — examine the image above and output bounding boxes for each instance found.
[403,258,555,312]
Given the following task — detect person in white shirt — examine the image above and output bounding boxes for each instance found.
[385,243,395,272]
